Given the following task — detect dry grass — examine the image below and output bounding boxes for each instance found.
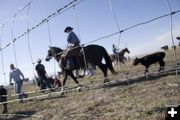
[1,47,180,120]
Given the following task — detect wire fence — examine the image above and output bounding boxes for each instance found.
[0,0,180,119]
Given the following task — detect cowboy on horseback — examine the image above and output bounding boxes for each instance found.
[62,26,81,70]
[112,44,118,64]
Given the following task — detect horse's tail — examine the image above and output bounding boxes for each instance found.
[103,47,117,75]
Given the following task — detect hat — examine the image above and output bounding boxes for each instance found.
[36,58,42,63]
[64,26,73,33]
[176,37,180,40]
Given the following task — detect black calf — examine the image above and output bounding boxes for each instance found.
[0,86,8,114]
[133,52,166,74]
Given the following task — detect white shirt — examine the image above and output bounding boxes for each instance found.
[9,68,24,83]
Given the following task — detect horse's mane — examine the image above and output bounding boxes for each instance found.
[50,46,64,52]
[48,46,64,61]
[119,47,129,56]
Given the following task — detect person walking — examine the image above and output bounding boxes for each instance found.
[9,64,27,103]
[35,59,52,91]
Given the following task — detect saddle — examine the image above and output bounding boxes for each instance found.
[61,46,83,70]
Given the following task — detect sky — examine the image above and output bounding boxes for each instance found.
[0,0,180,85]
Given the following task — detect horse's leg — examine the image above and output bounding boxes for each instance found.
[68,70,82,91]
[119,57,124,64]
[97,63,108,83]
[61,71,68,93]
[144,66,149,74]
[68,70,79,84]
[123,56,127,63]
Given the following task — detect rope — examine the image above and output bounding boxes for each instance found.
[0,0,35,29]
[0,5,179,97]
[27,3,33,64]
[45,0,65,116]
[1,64,179,104]
[11,14,18,67]
[84,9,180,45]
[45,0,56,76]
[72,6,82,42]
[0,63,179,116]
[108,0,142,119]
[0,0,85,51]
[166,0,179,78]
[26,2,37,91]
[72,3,97,104]
[0,113,43,118]
[0,1,179,118]
[108,0,121,48]
[0,1,179,52]
[0,25,7,85]
[45,0,53,46]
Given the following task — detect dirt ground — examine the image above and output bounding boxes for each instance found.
[0,47,180,120]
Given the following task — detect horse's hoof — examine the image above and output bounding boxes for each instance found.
[60,91,64,96]
[76,87,81,92]
[104,79,109,84]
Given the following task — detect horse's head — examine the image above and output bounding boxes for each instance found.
[133,57,139,65]
[46,47,53,61]
[46,46,64,62]
[125,48,130,54]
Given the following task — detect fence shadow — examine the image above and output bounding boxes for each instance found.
[0,110,40,120]
[104,69,180,88]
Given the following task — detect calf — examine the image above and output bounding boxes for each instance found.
[0,86,8,114]
[161,45,168,50]
[133,52,165,74]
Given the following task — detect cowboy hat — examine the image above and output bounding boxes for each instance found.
[36,58,42,63]
[176,37,180,40]
[64,26,73,33]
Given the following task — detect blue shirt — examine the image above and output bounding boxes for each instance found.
[9,68,24,83]
[112,46,118,54]
[67,31,80,45]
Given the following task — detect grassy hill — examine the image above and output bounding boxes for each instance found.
[1,46,180,120]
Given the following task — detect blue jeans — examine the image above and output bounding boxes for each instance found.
[14,81,26,101]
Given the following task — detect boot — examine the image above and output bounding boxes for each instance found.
[64,58,74,70]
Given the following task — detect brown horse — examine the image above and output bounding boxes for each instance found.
[46,45,117,93]
[109,48,130,64]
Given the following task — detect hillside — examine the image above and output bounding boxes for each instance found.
[1,46,180,120]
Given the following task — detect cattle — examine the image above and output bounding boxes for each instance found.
[161,45,168,50]
[0,86,8,114]
[133,52,166,74]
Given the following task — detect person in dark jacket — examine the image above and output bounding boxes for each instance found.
[35,59,51,91]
